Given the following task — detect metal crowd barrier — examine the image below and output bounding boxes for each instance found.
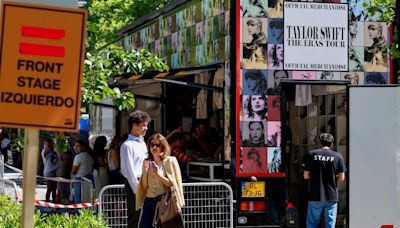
[0,155,4,180]
[81,176,95,204]
[0,177,20,202]
[98,182,234,228]
[182,182,234,228]
[98,185,127,227]
[0,155,5,197]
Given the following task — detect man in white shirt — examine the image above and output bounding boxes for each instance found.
[120,110,151,228]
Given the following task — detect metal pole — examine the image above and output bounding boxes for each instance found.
[22,128,39,228]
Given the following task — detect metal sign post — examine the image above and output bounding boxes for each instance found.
[22,129,39,228]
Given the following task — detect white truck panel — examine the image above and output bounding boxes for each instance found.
[349,86,400,228]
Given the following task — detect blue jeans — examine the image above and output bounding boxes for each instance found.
[140,196,162,228]
[306,201,337,228]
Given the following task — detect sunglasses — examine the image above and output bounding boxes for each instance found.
[150,143,161,148]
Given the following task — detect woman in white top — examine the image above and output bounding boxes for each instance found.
[71,140,94,203]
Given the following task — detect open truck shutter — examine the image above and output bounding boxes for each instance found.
[112,62,224,92]
[349,85,400,228]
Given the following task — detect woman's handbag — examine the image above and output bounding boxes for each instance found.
[153,185,181,225]
[153,156,185,228]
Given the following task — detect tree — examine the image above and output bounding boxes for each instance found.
[83,44,169,110]
[81,0,172,111]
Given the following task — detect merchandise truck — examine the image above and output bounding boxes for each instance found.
[89,0,396,227]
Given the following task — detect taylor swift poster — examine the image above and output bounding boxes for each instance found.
[267,147,282,173]
[241,121,268,147]
[268,95,281,121]
[267,121,281,147]
[242,147,267,174]
[340,72,364,85]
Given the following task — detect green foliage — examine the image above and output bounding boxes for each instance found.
[0,195,108,227]
[55,134,70,153]
[0,195,22,228]
[81,0,172,111]
[34,210,108,228]
[363,0,395,25]
[364,0,398,58]
[9,131,24,154]
[83,45,169,110]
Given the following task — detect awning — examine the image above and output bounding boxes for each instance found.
[113,62,224,91]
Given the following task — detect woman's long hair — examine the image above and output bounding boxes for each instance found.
[269,44,280,67]
[244,70,268,96]
[248,121,266,144]
[368,23,386,51]
[246,95,267,120]
[247,148,262,168]
[93,136,107,154]
[146,133,171,161]
[109,135,121,151]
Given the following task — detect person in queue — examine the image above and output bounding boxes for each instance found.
[120,110,151,228]
[93,135,109,196]
[136,133,185,227]
[71,139,94,203]
[56,136,74,204]
[107,134,128,185]
[41,138,59,202]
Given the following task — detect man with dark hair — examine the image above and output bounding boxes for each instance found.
[303,133,346,228]
[120,110,151,228]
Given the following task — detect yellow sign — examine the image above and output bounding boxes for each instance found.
[0,1,87,132]
[241,181,265,198]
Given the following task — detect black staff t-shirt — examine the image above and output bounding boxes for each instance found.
[303,148,346,202]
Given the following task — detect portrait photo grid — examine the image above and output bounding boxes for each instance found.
[237,0,391,176]
[117,0,231,69]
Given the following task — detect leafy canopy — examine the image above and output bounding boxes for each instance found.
[82,45,169,110]
[82,0,172,110]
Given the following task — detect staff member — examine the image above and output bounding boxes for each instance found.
[303,133,346,228]
[120,110,151,228]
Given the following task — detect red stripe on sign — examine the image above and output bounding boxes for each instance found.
[21,26,65,40]
[19,43,65,57]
